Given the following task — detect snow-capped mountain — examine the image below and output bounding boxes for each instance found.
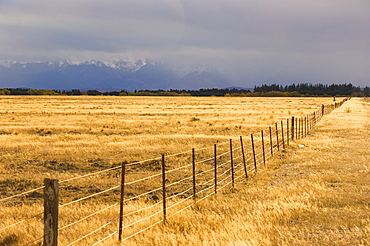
[0,59,233,90]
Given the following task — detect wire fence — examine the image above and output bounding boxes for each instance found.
[0,99,348,245]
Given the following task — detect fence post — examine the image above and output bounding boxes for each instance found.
[214,144,218,194]
[192,148,196,202]
[240,136,248,179]
[322,104,325,116]
[305,116,307,137]
[251,134,257,172]
[301,117,303,138]
[295,117,298,139]
[161,154,166,224]
[44,179,59,246]
[261,130,266,166]
[281,121,285,148]
[291,116,295,140]
[269,126,273,156]
[118,163,126,241]
[286,119,290,146]
[230,139,235,188]
[275,123,280,151]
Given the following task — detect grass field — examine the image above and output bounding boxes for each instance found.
[128,97,368,246]
[1,95,358,245]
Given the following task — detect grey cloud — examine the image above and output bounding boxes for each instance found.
[0,0,369,86]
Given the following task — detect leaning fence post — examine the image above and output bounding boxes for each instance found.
[261,130,266,166]
[118,162,126,241]
[161,154,166,224]
[251,134,257,172]
[230,139,235,188]
[214,144,217,194]
[44,179,59,246]
[192,148,196,202]
[240,136,248,179]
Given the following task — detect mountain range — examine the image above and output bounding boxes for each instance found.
[0,59,234,91]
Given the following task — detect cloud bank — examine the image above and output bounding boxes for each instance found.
[0,0,369,86]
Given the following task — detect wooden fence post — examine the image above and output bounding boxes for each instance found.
[305,116,307,137]
[275,123,280,151]
[286,119,290,146]
[240,136,248,179]
[295,118,299,139]
[269,126,273,156]
[261,130,266,166]
[192,148,196,202]
[230,139,235,187]
[291,116,295,140]
[214,144,217,194]
[44,179,59,246]
[251,134,257,172]
[322,104,325,116]
[118,163,126,241]
[301,117,304,138]
[161,154,166,223]
[281,121,285,148]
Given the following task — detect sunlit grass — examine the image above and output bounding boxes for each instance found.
[2,95,353,245]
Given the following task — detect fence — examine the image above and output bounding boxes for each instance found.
[0,98,348,245]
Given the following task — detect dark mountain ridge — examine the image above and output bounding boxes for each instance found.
[0,60,233,90]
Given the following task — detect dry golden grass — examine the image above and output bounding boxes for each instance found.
[1,95,356,245]
[0,96,334,186]
[122,97,369,246]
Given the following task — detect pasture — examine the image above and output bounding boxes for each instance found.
[0,96,344,245]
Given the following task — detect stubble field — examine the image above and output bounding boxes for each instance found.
[1,95,353,245]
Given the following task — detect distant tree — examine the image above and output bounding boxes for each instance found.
[0,89,10,95]
[71,89,83,95]
[87,90,102,96]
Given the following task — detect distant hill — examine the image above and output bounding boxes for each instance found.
[0,60,233,91]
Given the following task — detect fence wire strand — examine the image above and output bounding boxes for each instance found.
[66,222,112,246]
[59,185,120,208]
[0,186,45,203]
[0,212,43,232]
[59,203,118,231]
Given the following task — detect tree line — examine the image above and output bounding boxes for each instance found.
[0,83,369,96]
[254,83,369,97]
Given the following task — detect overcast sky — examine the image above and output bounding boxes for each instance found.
[0,0,369,87]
